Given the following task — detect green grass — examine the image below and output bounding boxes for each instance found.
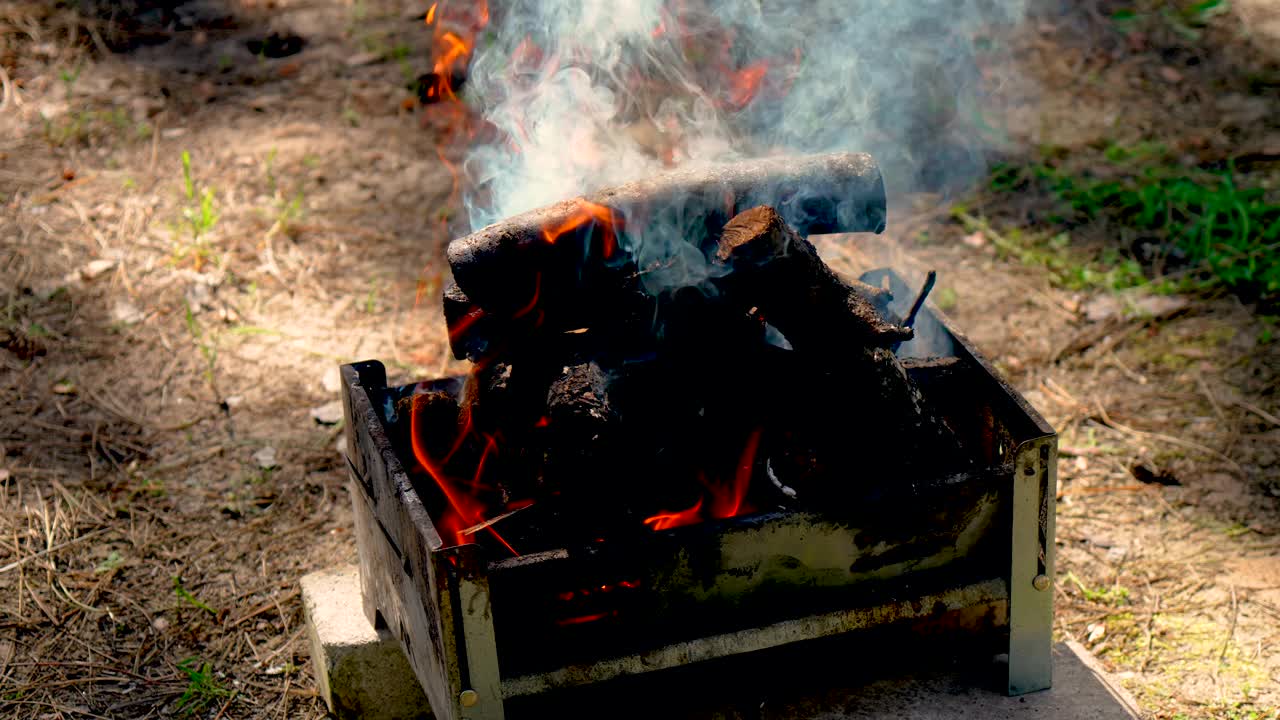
[172,151,221,270]
[984,144,1280,300]
[172,575,216,615]
[175,657,233,716]
[952,210,1149,293]
[1064,571,1133,606]
[1110,0,1231,40]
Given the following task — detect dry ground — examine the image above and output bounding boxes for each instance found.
[1,1,1278,718]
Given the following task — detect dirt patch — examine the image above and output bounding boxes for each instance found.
[1,1,1278,719]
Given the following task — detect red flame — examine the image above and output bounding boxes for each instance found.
[708,427,761,519]
[556,611,617,626]
[512,271,542,320]
[447,304,486,343]
[643,498,703,531]
[541,199,622,259]
[410,393,519,556]
[642,428,762,531]
[425,2,437,25]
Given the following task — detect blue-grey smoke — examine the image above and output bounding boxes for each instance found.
[460,0,1028,253]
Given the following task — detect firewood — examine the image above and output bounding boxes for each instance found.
[715,205,911,348]
[715,206,969,489]
[447,152,886,320]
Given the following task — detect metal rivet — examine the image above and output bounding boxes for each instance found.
[1032,574,1051,591]
[459,690,479,707]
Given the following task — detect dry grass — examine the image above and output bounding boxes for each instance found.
[1,1,1278,719]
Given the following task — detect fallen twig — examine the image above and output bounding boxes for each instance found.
[1234,399,1280,428]
[1094,403,1243,474]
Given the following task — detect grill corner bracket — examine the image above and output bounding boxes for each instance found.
[1007,435,1057,695]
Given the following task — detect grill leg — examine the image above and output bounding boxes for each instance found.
[1007,438,1057,694]
[454,557,506,720]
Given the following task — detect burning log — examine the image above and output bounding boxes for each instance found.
[447,152,886,321]
[715,205,910,348]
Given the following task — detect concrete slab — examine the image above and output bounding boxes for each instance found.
[301,565,431,720]
[302,565,1140,720]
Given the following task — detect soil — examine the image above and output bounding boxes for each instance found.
[1,1,1277,718]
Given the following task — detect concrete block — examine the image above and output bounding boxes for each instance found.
[303,566,1140,720]
[301,565,432,719]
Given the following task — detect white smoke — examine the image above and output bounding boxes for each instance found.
[461,0,1029,233]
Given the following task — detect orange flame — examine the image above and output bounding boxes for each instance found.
[724,61,769,111]
[541,199,622,259]
[422,0,489,103]
[643,497,703,531]
[410,393,518,556]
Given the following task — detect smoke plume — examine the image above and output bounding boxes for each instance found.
[453,0,1028,302]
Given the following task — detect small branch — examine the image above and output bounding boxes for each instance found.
[1234,399,1280,428]
[903,270,937,329]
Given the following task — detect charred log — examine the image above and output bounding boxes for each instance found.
[715,205,910,348]
[714,206,969,497]
[447,152,886,321]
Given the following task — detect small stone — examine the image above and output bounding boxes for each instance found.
[153,616,170,632]
[344,51,383,67]
[186,282,214,314]
[311,401,343,425]
[80,259,117,280]
[1129,295,1188,319]
[253,446,279,470]
[962,230,987,248]
[112,301,145,325]
[322,366,342,394]
[52,381,76,395]
[1083,295,1122,323]
[1159,66,1183,83]
[1086,623,1106,643]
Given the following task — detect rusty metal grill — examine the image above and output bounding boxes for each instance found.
[342,268,1057,720]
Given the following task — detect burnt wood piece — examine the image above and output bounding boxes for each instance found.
[541,361,636,532]
[447,152,886,319]
[399,390,461,461]
[458,362,550,505]
[443,282,500,361]
[715,205,911,348]
[716,207,969,489]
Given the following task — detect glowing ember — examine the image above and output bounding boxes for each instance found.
[555,611,616,626]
